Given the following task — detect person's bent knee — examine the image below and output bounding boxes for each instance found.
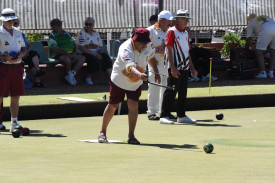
[127,99,139,111]
[59,55,71,64]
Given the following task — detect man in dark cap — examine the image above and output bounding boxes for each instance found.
[48,18,85,85]
[98,28,160,144]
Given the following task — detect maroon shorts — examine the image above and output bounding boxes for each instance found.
[109,80,142,104]
[0,64,25,97]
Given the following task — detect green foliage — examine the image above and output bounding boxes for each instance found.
[220,32,246,57]
[25,33,44,42]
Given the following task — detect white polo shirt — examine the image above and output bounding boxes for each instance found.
[246,16,273,37]
[76,28,103,53]
[0,25,25,64]
[111,38,155,91]
[147,23,168,64]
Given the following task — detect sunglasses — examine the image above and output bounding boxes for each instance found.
[85,23,94,26]
[140,42,148,45]
[7,20,14,22]
[13,22,19,25]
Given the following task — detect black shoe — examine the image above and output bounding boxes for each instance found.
[169,114,177,120]
[34,82,47,88]
[127,138,140,145]
[34,70,45,77]
[148,114,160,120]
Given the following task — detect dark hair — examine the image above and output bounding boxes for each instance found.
[149,14,158,22]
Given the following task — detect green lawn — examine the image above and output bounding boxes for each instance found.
[3,83,275,106]
[1,107,275,182]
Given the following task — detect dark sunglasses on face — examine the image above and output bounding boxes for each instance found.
[7,20,14,22]
[13,22,19,25]
[85,23,94,26]
[140,42,148,45]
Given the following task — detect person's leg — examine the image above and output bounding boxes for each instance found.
[59,55,72,73]
[255,49,266,71]
[177,70,188,118]
[0,99,3,124]
[160,70,177,117]
[10,96,20,118]
[71,54,85,73]
[100,103,120,135]
[127,99,139,139]
[32,55,40,71]
[269,49,275,71]
[147,65,160,118]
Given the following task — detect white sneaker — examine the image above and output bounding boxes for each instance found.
[255,72,267,79]
[10,121,21,132]
[201,74,217,81]
[188,77,194,82]
[159,117,174,124]
[192,76,200,82]
[65,73,76,85]
[0,123,6,130]
[267,71,274,79]
[177,116,196,124]
[85,77,94,85]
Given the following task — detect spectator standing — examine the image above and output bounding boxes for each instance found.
[246,14,275,79]
[48,18,85,85]
[98,28,160,144]
[146,10,173,120]
[13,18,46,87]
[159,9,197,124]
[0,8,27,131]
[76,17,112,85]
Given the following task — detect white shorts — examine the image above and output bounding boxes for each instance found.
[256,22,275,50]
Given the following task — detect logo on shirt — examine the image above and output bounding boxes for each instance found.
[5,41,9,46]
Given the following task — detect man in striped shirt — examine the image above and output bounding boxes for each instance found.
[159,10,198,124]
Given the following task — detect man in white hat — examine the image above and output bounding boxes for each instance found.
[0,8,27,132]
[159,9,197,124]
[146,10,174,121]
[245,14,275,79]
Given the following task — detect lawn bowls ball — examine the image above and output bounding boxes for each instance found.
[12,129,21,138]
[204,143,214,153]
[9,51,18,60]
[216,113,224,120]
[21,128,30,136]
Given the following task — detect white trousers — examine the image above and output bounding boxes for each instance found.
[147,63,168,116]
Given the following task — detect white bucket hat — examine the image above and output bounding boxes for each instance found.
[158,10,173,20]
[174,9,192,19]
[0,8,17,21]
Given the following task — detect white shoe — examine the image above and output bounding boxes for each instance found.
[267,71,274,79]
[177,116,196,124]
[65,72,76,85]
[255,72,267,79]
[85,77,94,85]
[201,74,217,81]
[192,76,200,82]
[188,77,194,82]
[0,123,6,130]
[10,121,22,132]
[159,117,174,124]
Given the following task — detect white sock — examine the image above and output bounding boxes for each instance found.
[11,117,18,123]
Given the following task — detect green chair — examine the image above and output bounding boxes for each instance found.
[29,41,60,65]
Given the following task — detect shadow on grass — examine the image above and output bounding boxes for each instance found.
[29,130,67,137]
[195,123,241,127]
[133,143,199,150]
